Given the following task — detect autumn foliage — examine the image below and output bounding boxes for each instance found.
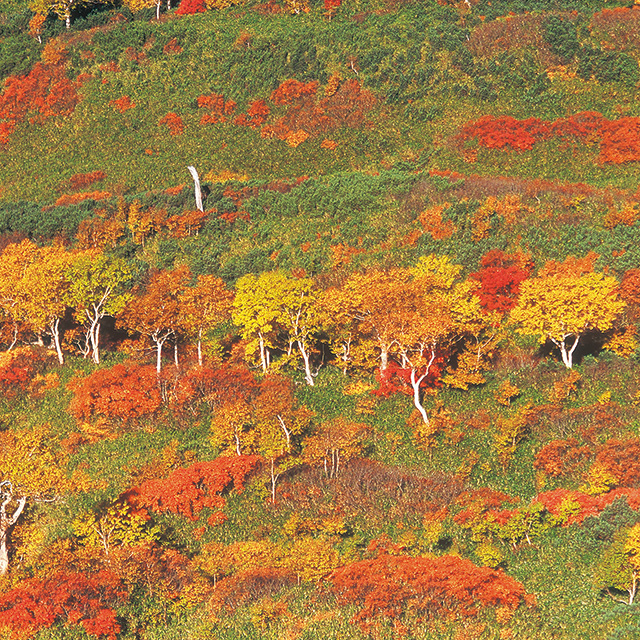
[158,112,184,135]
[470,250,533,314]
[125,455,261,526]
[0,63,81,145]
[68,363,162,424]
[330,554,528,628]
[0,570,126,640]
[176,0,207,14]
[459,112,640,164]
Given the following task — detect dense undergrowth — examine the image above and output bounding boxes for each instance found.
[3,0,640,638]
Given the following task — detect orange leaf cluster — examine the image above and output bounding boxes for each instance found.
[419,203,456,240]
[54,191,111,206]
[330,554,527,628]
[68,363,162,423]
[459,112,640,164]
[159,112,184,135]
[0,571,126,640]
[261,78,375,144]
[58,170,107,194]
[234,99,270,128]
[125,455,261,526]
[197,93,236,124]
[0,63,81,145]
[109,95,135,113]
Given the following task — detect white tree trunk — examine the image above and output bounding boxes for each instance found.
[50,318,64,365]
[0,488,27,576]
[298,340,314,386]
[187,166,204,212]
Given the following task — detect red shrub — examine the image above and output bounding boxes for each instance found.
[0,347,50,397]
[0,63,81,144]
[109,95,135,113]
[0,571,126,640]
[470,249,533,314]
[234,99,271,127]
[159,112,184,135]
[58,170,107,194]
[537,487,640,524]
[176,0,206,14]
[595,438,640,487]
[533,438,592,477]
[330,554,528,627]
[270,79,319,106]
[54,191,112,206]
[125,455,261,526]
[460,111,640,165]
[197,93,236,124]
[68,363,162,423]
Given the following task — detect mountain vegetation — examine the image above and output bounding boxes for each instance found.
[2,0,640,638]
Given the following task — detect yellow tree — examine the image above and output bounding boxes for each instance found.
[67,251,133,364]
[20,245,73,365]
[0,240,38,349]
[179,275,233,366]
[326,269,415,373]
[597,523,640,605]
[510,268,625,368]
[0,424,71,575]
[233,271,320,384]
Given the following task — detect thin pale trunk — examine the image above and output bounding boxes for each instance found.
[8,325,18,351]
[270,458,280,505]
[259,333,267,373]
[65,10,71,28]
[187,166,203,212]
[409,350,436,426]
[298,340,314,386]
[156,340,163,373]
[156,1,161,19]
[197,328,203,366]
[380,344,389,371]
[410,369,430,425]
[234,428,241,456]
[630,571,638,605]
[277,415,291,449]
[0,493,27,576]
[50,318,64,365]
[174,340,179,367]
[557,335,579,368]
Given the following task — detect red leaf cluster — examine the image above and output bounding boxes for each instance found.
[176,0,206,14]
[234,99,271,128]
[159,112,184,135]
[68,363,162,423]
[0,63,81,145]
[470,250,533,314]
[537,487,640,524]
[109,95,135,113]
[0,347,49,398]
[373,358,444,398]
[0,571,126,640]
[261,78,375,142]
[197,93,237,124]
[125,455,261,525]
[459,112,640,164]
[330,554,528,627]
[533,438,592,478]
